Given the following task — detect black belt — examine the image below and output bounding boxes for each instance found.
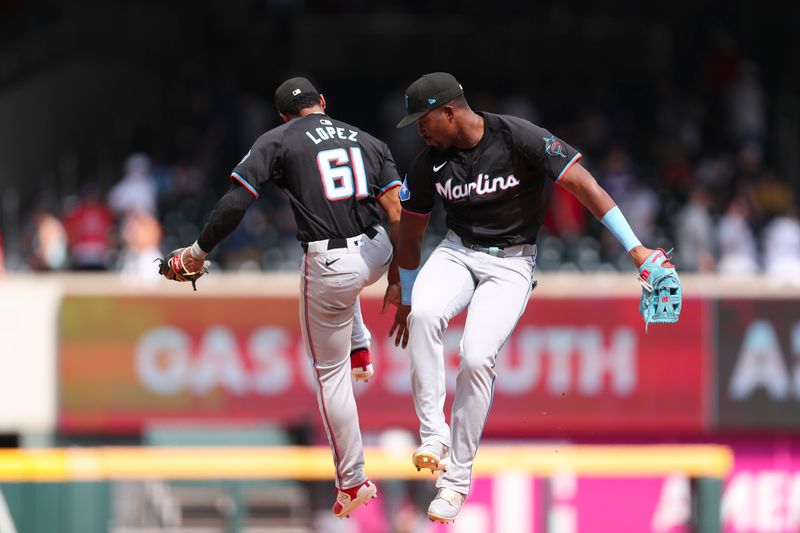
[301,226,379,252]
[461,238,507,250]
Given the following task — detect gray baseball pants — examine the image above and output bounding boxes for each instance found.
[409,231,535,495]
[299,225,392,489]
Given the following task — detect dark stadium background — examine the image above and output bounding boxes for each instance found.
[1,0,798,274]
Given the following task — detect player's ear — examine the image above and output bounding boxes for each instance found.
[279,112,291,123]
[319,94,327,111]
[443,104,456,121]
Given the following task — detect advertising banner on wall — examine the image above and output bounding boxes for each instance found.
[59,295,708,434]
[716,300,800,429]
[427,440,800,533]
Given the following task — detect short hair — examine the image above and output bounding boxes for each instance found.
[283,92,321,116]
[449,95,469,109]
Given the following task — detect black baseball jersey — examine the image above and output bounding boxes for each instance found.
[400,112,582,247]
[231,113,401,242]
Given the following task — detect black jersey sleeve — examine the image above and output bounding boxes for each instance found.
[197,183,256,253]
[399,151,435,215]
[373,142,402,198]
[509,117,582,183]
[230,129,283,198]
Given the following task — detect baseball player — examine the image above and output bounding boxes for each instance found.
[390,72,673,523]
[166,77,403,518]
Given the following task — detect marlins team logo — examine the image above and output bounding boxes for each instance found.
[399,176,412,201]
[436,174,520,201]
[543,136,566,158]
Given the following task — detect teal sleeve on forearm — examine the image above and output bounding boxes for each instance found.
[399,267,420,305]
[601,206,642,252]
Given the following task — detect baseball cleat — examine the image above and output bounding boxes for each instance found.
[350,348,374,382]
[412,441,449,473]
[427,487,465,523]
[332,479,378,518]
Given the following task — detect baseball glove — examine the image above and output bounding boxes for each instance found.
[638,248,682,330]
[156,248,210,291]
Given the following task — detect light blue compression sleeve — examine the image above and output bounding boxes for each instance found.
[399,267,420,306]
[600,206,642,252]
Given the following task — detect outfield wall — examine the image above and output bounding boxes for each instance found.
[1,272,799,437]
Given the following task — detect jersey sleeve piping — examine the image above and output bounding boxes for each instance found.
[402,206,432,218]
[375,180,401,199]
[555,152,582,183]
[230,172,260,199]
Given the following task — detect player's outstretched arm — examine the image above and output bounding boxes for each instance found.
[558,162,681,327]
[389,209,429,348]
[377,187,402,312]
[556,162,654,268]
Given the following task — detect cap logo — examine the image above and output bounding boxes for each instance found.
[404,94,409,111]
[292,88,302,96]
[428,98,437,105]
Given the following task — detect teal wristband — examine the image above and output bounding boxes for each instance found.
[600,206,642,252]
[398,267,420,306]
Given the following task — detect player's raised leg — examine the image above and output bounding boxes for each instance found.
[299,253,376,515]
[408,241,475,472]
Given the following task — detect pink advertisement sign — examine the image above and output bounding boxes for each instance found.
[423,475,687,533]
[361,439,800,533]
[720,439,800,533]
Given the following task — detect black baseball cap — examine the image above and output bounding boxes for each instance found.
[396,72,464,128]
[274,77,320,114]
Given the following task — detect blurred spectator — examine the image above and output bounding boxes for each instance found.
[674,187,716,272]
[695,152,737,213]
[117,211,163,282]
[695,152,736,188]
[108,153,158,216]
[762,203,800,283]
[63,185,115,270]
[754,168,793,220]
[716,196,759,276]
[28,209,67,271]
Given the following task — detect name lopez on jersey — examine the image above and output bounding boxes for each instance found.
[436,173,520,201]
[305,121,359,144]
